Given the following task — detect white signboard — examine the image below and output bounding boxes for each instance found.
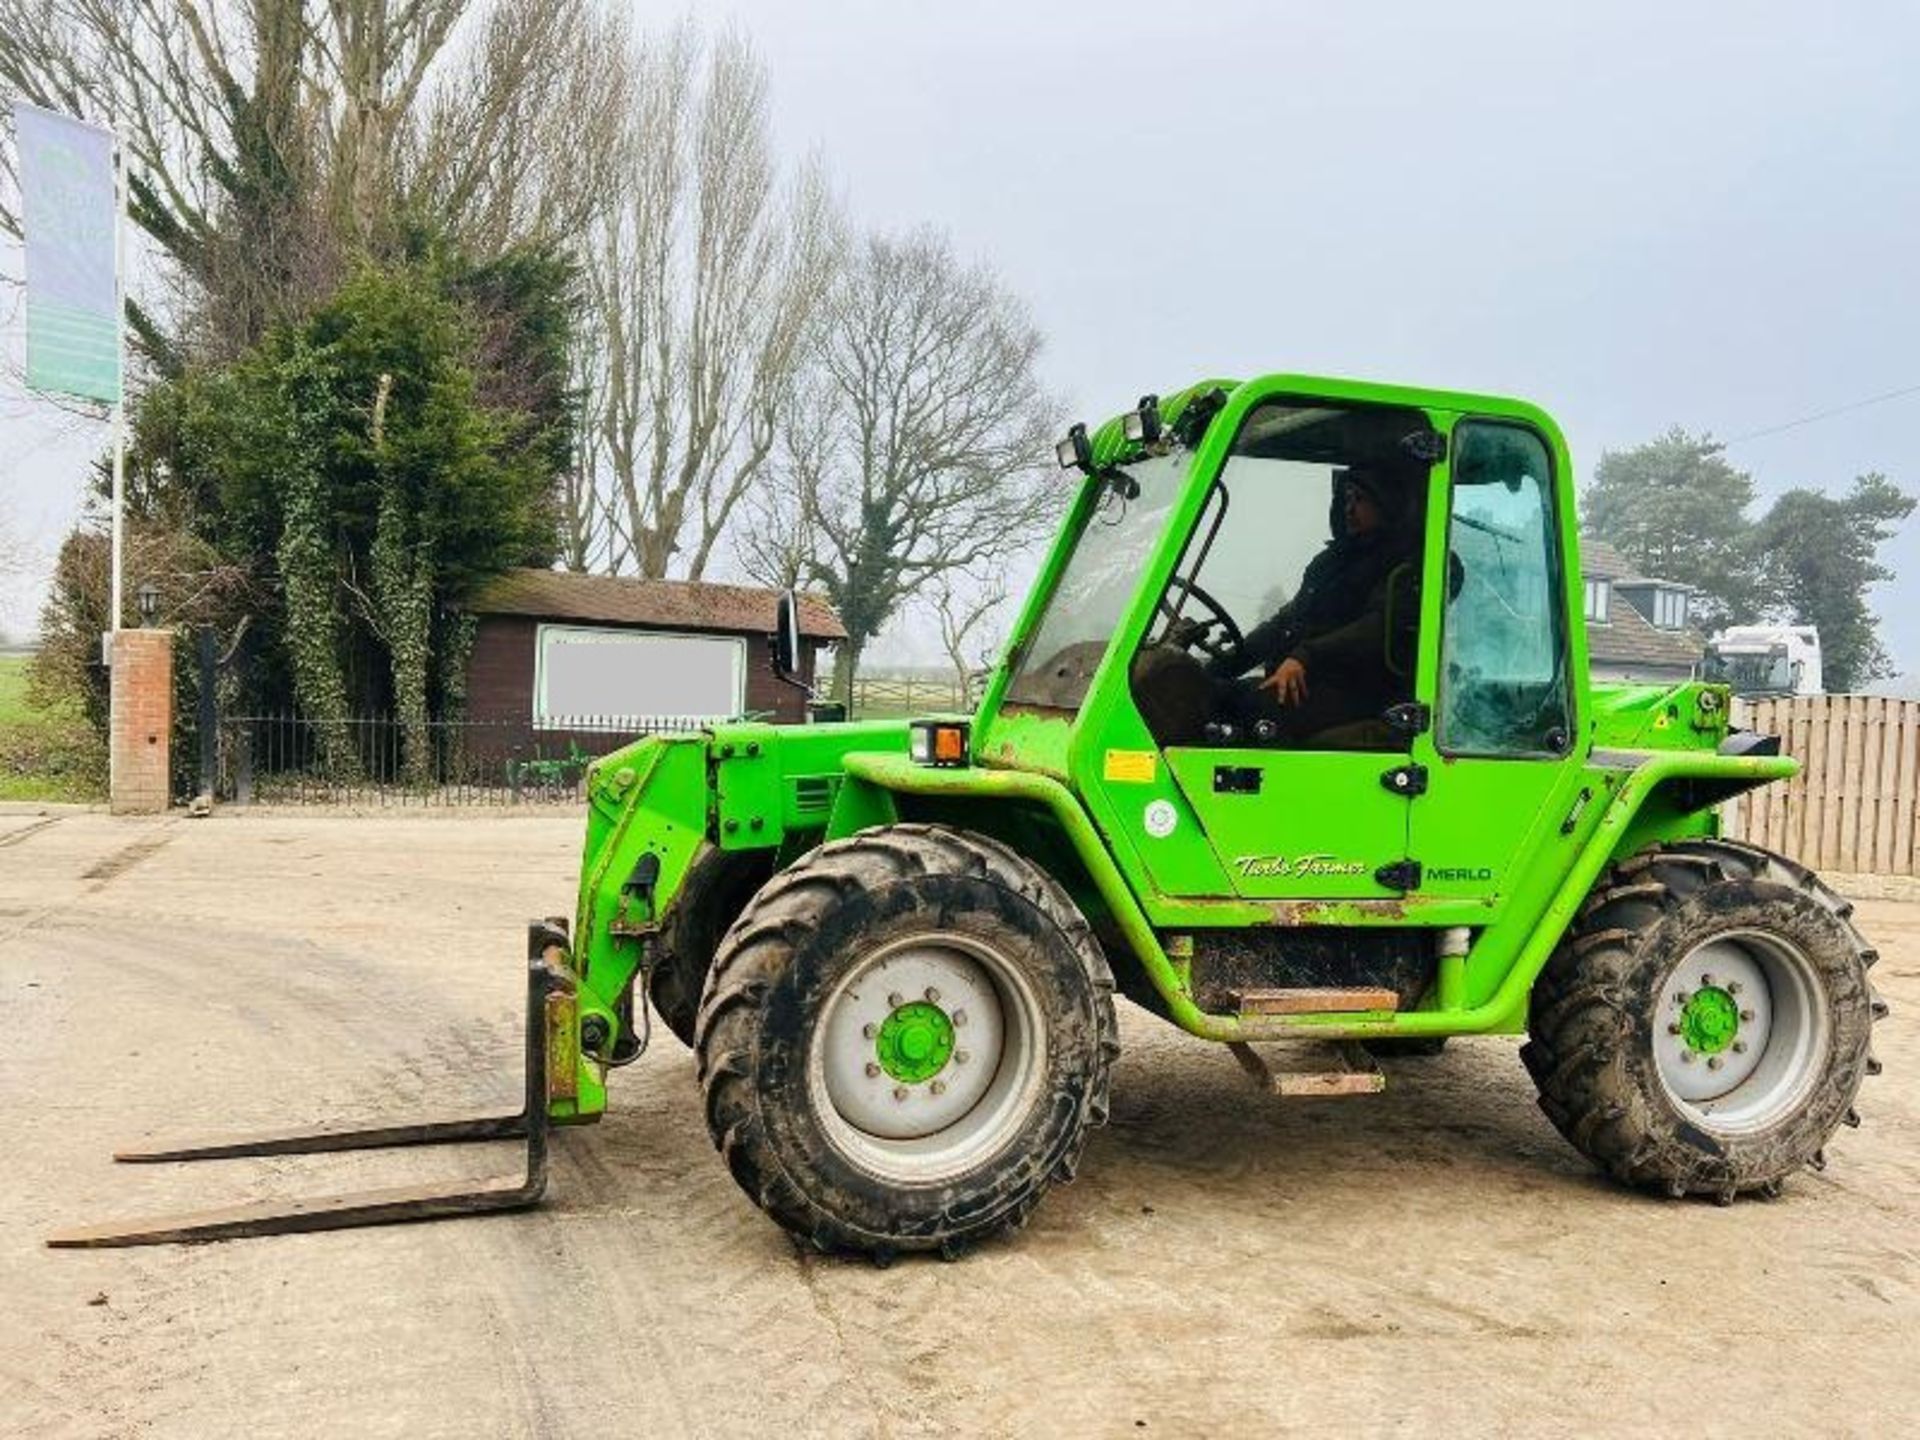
[14,101,119,403]
[535,625,745,727]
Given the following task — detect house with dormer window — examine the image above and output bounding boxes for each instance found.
[1578,537,1707,683]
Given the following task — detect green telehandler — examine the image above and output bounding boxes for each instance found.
[54,374,1884,1256]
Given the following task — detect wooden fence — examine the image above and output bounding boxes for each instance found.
[1724,695,1920,877]
[850,675,971,718]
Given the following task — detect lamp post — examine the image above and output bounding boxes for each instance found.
[135,580,160,628]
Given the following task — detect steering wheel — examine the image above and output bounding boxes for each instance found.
[1157,580,1244,665]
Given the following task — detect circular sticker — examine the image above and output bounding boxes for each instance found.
[1143,799,1178,839]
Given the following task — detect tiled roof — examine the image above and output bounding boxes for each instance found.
[1578,537,1644,583]
[1587,600,1706,671]
[1580,537,1694,592]
[465,568,847,641]
[1578,537,1704,670]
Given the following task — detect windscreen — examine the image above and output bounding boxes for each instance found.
[1003,448,1192,710]
[1708,647,1792,694]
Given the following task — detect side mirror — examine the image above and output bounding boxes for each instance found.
[773,589,803,681]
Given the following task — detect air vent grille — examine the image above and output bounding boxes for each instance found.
[793,776,834,813]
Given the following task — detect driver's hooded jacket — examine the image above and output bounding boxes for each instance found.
[1206,468,1419,717]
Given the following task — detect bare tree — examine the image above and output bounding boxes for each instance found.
[576,23,841,580]
[735,400,825,590]
[929,571,1011,703]
[0,0,617,363]
[761,228,1061,702]
[408,0,632,257]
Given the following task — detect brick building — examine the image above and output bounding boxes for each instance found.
[462,569,844,731]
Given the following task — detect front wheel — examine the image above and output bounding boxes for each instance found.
[696,824,1118,1257]
[1523,839,1884,1200]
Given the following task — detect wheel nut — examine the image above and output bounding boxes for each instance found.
[925,987,941,1003]
[1667,1023,1683,1036]
[862,1023,877,1039]
[1740,1009,1755,1022]
[1681,1050,1696,1064]
[1727,981,1743,995]
[1733,1041,1748,1055]
[930,1080,947,1096]
[865,1062,881,1078]
[888,992,904,1009]
[893,1086,909,1101]
[1707,1056,1723,1070]
[1701,973,1714,986]
[1675,991,1691,1006]
[952,1009,968,1027]
[956,1051,970,1065]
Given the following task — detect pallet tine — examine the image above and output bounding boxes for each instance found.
[47,923,570,1249]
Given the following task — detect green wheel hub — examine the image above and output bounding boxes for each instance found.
[1681,985,1740,1056]
[876,1001,956,1084]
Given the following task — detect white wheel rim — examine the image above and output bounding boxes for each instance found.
[1653,929,1831,1134]
[807,930,1047,1185]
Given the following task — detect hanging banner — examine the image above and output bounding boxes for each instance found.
[13,100,119,403]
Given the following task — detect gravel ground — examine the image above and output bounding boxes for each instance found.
[1,810,1916,1438]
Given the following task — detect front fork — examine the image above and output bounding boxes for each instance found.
[50,920,607,1248]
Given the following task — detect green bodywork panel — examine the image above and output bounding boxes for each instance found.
[1162,746,1405,898]
[555,372,1799,1119]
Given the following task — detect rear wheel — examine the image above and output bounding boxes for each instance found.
[696,824,1118,1257]
[1523,839,1883,1200]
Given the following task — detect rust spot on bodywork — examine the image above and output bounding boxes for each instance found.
[1260,899,1409,926]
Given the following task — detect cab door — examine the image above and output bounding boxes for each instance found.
[1122,395,1442,901]
[1408,419,1584,903]
[1161,743,1411,898]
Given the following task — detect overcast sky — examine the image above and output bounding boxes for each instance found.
[5,1,1918,681]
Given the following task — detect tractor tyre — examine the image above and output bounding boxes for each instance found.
[648,846,775,1049]
[1522,838,1883,1201]
[695,823,1119,1259]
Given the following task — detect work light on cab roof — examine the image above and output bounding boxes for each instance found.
[1055,421,1092,473]
[1121,393,1163,445]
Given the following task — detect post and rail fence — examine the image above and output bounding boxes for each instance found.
[1724,695,1920,878]
[848,674,972,718]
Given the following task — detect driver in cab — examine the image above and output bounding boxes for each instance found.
[1208,466,1416,745]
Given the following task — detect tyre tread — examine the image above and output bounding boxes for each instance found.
[696,823,1118,1255]
[1527,837,1881,1199]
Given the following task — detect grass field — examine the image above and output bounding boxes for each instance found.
[0,654,103,802]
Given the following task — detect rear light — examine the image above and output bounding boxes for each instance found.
[909,719,970,768]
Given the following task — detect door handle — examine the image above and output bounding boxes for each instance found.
[1213,766,1262,795]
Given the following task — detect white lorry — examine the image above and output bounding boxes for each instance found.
[1705,624,1823,697]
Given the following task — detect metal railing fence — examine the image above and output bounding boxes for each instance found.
[215,713,707,807]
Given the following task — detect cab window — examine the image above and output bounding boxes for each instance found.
[1437,422,1572,755]
[1131,400,1432,751]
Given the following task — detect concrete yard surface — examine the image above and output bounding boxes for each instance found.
[2,811,1917,1437]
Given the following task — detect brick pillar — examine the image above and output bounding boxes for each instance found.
[110,628,174,814]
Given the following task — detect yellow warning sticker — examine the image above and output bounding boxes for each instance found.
[1103,749,1158,783]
